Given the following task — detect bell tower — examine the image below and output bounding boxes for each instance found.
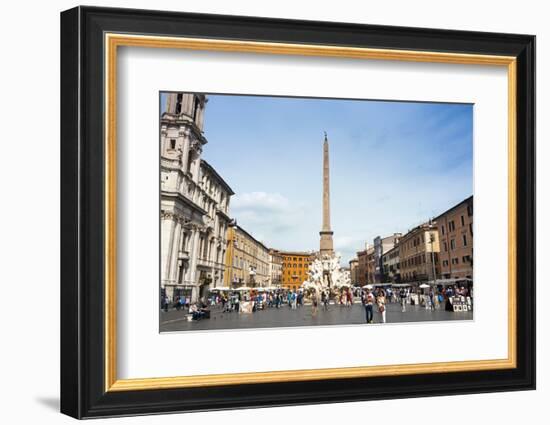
[164,93,207,131]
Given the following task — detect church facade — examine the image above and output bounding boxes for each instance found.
[160,93,234,303]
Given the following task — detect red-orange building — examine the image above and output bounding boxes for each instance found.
[434,196,473,280]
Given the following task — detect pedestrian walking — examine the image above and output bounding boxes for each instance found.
[400,288,407,312]
[346,288,353,307]
[364,289,374,323]
[322,291,329,310]
[377,289,387,323]
[312,291,319,316]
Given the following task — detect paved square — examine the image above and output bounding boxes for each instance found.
[160,302,472,332]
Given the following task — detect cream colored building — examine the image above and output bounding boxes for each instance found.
[224,224,270,287]
[399,222,440,283]
[382,244,400,282]
[349,258,359,285]
[269,249,283,287]
[160,92,234,303]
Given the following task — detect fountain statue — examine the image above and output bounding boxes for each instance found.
[302,252,351,294]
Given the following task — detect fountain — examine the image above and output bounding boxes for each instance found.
[302,252,351,295]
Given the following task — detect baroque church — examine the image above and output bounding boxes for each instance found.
[160,93,234,303]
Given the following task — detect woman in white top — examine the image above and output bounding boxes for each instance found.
[377,290,387,324]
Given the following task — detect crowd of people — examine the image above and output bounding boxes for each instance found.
[161,283,473,324]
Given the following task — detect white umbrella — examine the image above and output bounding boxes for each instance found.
[362,284,373,289]
[419,283,430,289]
[235,286,251,291]
[211,287,231,291]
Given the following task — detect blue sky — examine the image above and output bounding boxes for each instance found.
[161,93,473,264]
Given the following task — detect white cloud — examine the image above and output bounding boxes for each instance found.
[232,192,290,212]
[334,235,367,264]
[229,192,314,250]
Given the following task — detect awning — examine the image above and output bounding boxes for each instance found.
[435,278,473,285]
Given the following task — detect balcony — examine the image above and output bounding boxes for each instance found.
[197,258,212,268]
[197,258,226,270]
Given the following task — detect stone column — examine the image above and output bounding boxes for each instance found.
[179,131,190,172]
[160,213,176,286]
[165,93,177,114]
[168,219,182,282]
[191,149,201,183]
[188,227,201,302]
[185,94,194,116]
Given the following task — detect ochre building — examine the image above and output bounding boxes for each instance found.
[281,251,315,291]
[224,223,270,287]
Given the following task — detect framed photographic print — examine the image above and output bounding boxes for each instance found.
[60,6,536,419]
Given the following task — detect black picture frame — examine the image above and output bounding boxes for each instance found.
[61,5,535,419]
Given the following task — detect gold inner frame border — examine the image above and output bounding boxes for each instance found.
[104,33,517,392]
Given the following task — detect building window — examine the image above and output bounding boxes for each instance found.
[169,139,176,149]
[450,239,456,250]
[175,93,183,114]
[448,221,455,232]
[461,215,465,226]
[443,241,448,252]
[462,234,468,247]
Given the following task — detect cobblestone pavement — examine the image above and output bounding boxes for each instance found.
[160,301,473,332]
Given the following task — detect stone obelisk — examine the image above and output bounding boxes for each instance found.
[319,132,334,258]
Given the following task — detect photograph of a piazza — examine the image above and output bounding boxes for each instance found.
[159,92,474,332]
